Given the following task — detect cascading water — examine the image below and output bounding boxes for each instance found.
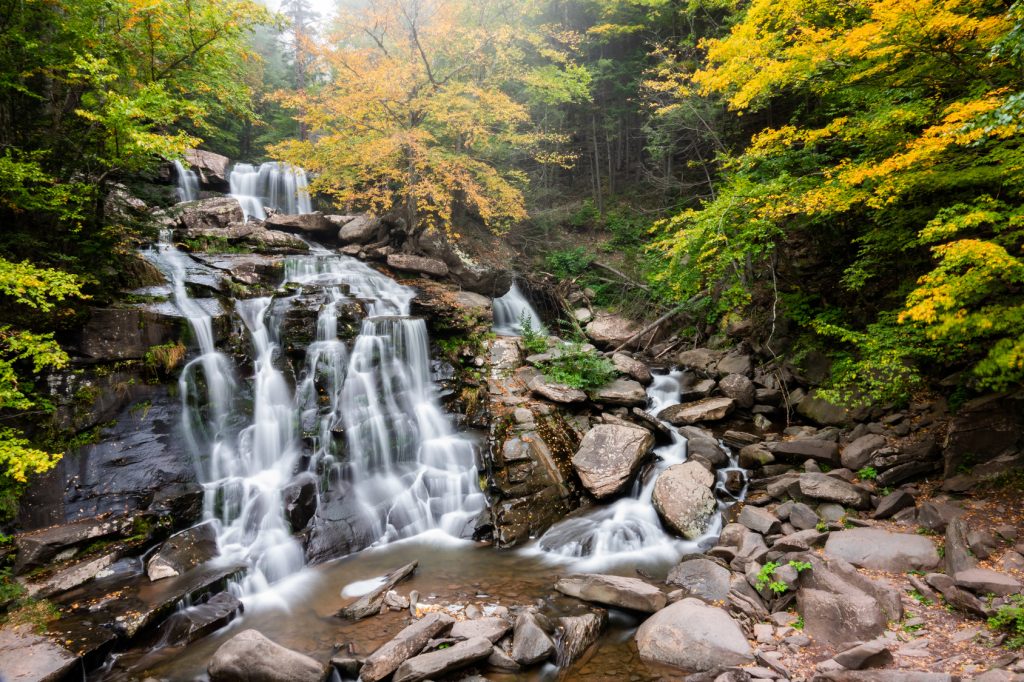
[534,369,747,571]
[493,281,545,336]
[173,160,199,203]
[229,161,313,222]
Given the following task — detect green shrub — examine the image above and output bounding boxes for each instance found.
[989,595,1024,648]
[545,247,592,279]
[539,344,616,390]
[857,466,878,481]
[520,313,548,355]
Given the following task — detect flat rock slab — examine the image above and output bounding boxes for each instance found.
[555,574,666,612]
[393,636,492,682]
[666,557,731,603]
[511,612,555,665]
[954,567,1023,596]
[635,598,753,672]
[529,376,587,404]
[833,639,894,670]
[450,617,510,643]
[571,424,654,499]
[158,592,243,646]
[361,612,454,682]
[769,439,841,466]
[589,378,648,407]
[800,473,871,509]
[825,529,940,572]
[0,625,79,682]
[338,562,417,620]
[386,254,449,278]
[657,397,735,425]
[208,629,325,682]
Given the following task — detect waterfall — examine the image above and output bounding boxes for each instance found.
[229,162,313,222]
[534,369,747,570]
[493,281,545,336]
[174,160,199,203]
[147,235,482,603]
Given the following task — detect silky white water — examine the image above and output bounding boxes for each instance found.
[174,160,200,203]
[493,281,545,336]
[229,161,313,222]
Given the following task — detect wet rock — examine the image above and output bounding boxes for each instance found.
[158,592,243,646]
[454,291,492,312]
[635,598,754,671]
[954,568,1023,596]
[21,550,122,599]
[337,214,382,244]
[393,636,492,682]
[719,374,755,408]
[842,434,888,472]
[585,312,649,349]
[666,557,731,603]
[265,211,334,240]
[657,397,736,425]
[178,196,244,231]
[611,353,653,385]
[0,624,80,682]
[77,307,186,362]
[208,629,326,682]
[872,490,915,519]
[832,639,893,670]
[681,427,729,468]
[450,617,510,644]
[589,378,647,407]
[554,574,667,613]
[681,377,717,402]
[14,515,135,573]
[799,473,871,509]
[146,521,219,581]
[241,225,311,252]
[825,528,940,572]
[386,254,449,278]
[796,392,851,426]
[511,612,555,665]
[184,149,231,189]
[652,462,717,540]
[571,424,654,499]
[282,472,318,532]
[528,376,587,404]
[738,506,781,535]
[631,408,674,443]
[338,562,418,620]
[556,611,605,667]
[361,612,455,682]
[768,439,841,467]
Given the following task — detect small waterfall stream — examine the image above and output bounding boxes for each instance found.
[229,162,313,221]
[173,161,200,203]
[493,281,545,336]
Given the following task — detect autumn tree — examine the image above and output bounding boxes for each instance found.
[272,0,587,241]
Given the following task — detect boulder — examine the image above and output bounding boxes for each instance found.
[178,196,244,231]
[450,617,510,644]
[265,212,335,240]
[511,612,555,665]
[454,291,491,311]
[208,629,325,682]
[738,506,781,535]
[589,378,647,407]
[657,397,736,425]
[555,612,605,667]
[716,351,753,377]
[14,515,136,573]
[841,434,888,471]
[677,349,724,374]
[917,499,963,532]
[954,568,1023,596]
[392,637,492,682]
[158,592,242,646]
[681,377,717,402]
[942,392,1024,478]
[652,462,717,539]
[571,425,654,499]
[184,149,231,188]
[824,529,940,572]
[611,353,653,385]
[386,254,449,278]
[282,472,318,532]
[681,426,729,468]
[788,502,821,530]
[528,376,587,404]
[797,392,850,426]
[361,613,455,682]
[146,521,219,581]
[945,517,977,576]
[554,574,666,613]
[832,639,893,670]
[873,490,916,519]
[635,598,754,671]
[585,312,647,349]
[336,214,383,244]
[719,373,755,408]
[666,557,731,603]
[768,439,841,467]
[799,473,872,509]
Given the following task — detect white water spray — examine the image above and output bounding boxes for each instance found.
[173,160,199,203]
[493,281,545,336]
[229,162,313,222]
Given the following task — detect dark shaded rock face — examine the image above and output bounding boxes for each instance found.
[943,392,1024,477]
[75,307,186,362]
[18,389,202,532]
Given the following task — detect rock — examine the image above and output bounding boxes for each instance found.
[337,214,382,244]
[589,378,647,407]
[528,376,587,404]
[942,393,1024,478]
[945,517,977,576]
[282,472,318,532]
[392,637,492,682]
[450,617,510,644]
[666,557,731,603]
[842,435,888,471]
[146,521,219,581]
[585,312,648,349]
[657,397,736,425]
[386,254,449,278]
[816,674,955,682]
[797,392,850,426]
[14,515,138,574]
[574,308,593,324]
[652,462,717,539]
[954,568,1023,596]
[677,348,724,374]
[719,374,755,408]
[681,426,729,467]
[925,573,987,617]
[966,528,1000,560]
[454,291,491,311]
[265,211,334,239]
[825,529,940,572]
[511,612,555,665]
[554,574,666,613]
[361,612,455,682]
[337,562,418,620]
[768,439,841,467]
[635,598,754,671]
[681,377,717,402]
[716,351,753,377]
[873,490,915,520]
[799,473,872,509]
[556,612,605,667]
[788,503,820,530]
[208,629,325,682]
[739,444,774,469]
[178,196,244,231]
[571,424,654,499]
[0,625,80,682]
[832,640,893,670]
[917,499,963,532]
[185,149,231,188]
[158,592,243,646]
[738,506,781,535]
[611,353,653,385]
